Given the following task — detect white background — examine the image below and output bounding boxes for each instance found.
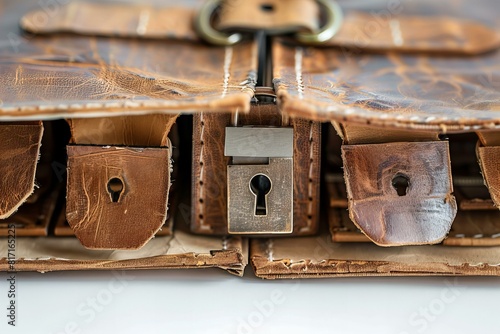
[0,269,499,334]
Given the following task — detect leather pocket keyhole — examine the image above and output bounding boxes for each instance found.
[250,174,272,216]
[107,178,124,203]
[392,174,410,197]
[260,4,275,12]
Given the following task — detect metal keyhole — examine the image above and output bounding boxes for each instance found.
[107,178,124,203]
[250,174,272,216]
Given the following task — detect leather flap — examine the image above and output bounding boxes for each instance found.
[66,145,172,250]
[0,122,43,219]
[250,232,500,279]
[22,1,499,55]
[341,141,457,246]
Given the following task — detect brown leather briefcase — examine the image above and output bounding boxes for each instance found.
[1,0,500,278]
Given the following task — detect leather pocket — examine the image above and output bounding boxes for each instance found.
[66,145,172,250]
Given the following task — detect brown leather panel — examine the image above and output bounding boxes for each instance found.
[334,123,439,145]
[477,131,500,147]
[22,1,499,56]
[191,104,321,236]
[0,0,257,120]
[342,141,457,246]
[326,11,500,54]
[273,1,500,131]
[477,146,500,209]
[68,114,178,146]
[0,230,248,276]
[217,0,319,33]
[66,145,172,250]
[250,232,500,279]
[21,1,200,41]
[0,122,43,219]
[54,204,173,237]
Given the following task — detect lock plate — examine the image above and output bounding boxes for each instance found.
[226,127,293,234]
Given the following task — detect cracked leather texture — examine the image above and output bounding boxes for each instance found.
[342,141,457,246]
[273,0,500,131]
[0,0,257,120]
[66,145,172,250]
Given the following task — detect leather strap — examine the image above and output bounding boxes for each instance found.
[191,104,321,236]
[216,0,319,34]
[325,11,500,55]
[21,1,198,41]
[21,2,500,55]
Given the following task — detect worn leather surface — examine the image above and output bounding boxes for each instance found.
[217,0,319,33]
[0,227,248,276]
[0,122,43,219]
[250,232,500,279]
[66,145,172,250]
[191,104,321,236]
[477,145,500,210]
[68,114,178,146]
[22,0,499,55]
[0,0,257,120]
[21,1,201,40]
[273,0,500,131]
[342,141,457,246]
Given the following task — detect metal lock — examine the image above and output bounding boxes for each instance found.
[225,126,294,234]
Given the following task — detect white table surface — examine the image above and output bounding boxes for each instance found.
[1,268,498,334]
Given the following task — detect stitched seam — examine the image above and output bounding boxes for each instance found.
[295,47,304,99]
[451,233,500,239]
[389,19,403,46]
[222,46,233,98]
[198,113,209,230]
[136,9,150,35]
[303,121,314,232]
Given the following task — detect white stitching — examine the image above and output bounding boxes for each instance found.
[221,46,233,98]
[295,47,304,99]
[136,9,151,35]
[389,19,404,46]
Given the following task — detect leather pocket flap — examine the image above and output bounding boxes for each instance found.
[341,141,457,246]
[66,145,171,250]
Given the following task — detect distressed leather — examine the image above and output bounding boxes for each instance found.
[273,0,500,131]
[342,141,457,246]
[68,114,178,146]
[0,0,257,120]
[66,145,172,250]
[191,104,321,236]
[0,122,43,219]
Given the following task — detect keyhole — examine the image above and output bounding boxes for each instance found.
[107,178,124,203]
[260,4,275,12]
[392,174,410,197]
[250,174,272,216]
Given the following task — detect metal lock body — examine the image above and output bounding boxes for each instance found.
[225,127,293,234]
